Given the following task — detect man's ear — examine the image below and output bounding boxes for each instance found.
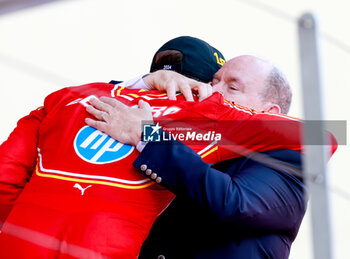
[265,103,281,114]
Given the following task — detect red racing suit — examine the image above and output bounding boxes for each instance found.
[0,83,337,258]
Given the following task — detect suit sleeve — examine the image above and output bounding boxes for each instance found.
[133,132,306,233]
[0,107,45,227]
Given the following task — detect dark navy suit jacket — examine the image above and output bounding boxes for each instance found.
[134,135,307,259]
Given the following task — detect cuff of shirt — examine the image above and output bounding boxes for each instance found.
[118,75,150,90]
[136,141,148,152]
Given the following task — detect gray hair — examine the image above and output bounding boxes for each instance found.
[262,66,292,114]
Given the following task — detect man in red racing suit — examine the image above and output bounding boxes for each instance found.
[0,83,337,258]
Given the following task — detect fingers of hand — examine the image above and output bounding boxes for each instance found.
[197,83,213,101]
[145,70,166,90]
[89,98,113,113]
[138,100,151,110]
[179,83,194,101]
[86,105,109,121]
[100,96,126,109]
[165,81,178,100]
[138,100,154,123]
[85,118,107,132]
[207,84,213,96]
[196,84,207,102]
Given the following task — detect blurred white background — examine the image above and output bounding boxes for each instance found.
[0,0,349,258]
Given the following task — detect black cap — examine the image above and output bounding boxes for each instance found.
[150,36,225,83]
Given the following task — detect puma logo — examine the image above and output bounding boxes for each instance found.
[73,183,92,195]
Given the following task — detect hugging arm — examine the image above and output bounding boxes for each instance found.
[121,70,213,101]
[0,108,45,228]
[133,134,306,234]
